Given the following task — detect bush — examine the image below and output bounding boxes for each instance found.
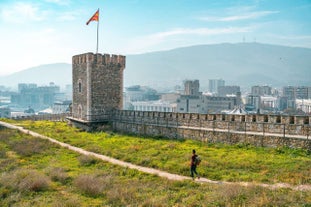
[73,174,107,197]
[77,155,98,166]
[47,167,70,184]
[0,169,50,192]
[11,138,49,156]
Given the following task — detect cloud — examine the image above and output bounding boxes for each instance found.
[0,2,46,23]
[150,27,253,39]
[44,0,71,6]
[57,11,78,21]
[199,10,279,22]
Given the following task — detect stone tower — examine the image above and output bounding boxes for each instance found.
[71,52,126,122]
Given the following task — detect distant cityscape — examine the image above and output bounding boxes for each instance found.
[1,78,310,118]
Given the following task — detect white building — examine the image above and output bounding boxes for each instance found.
[132,100,176,112]
[296,99,311,114]
[260,96,278,110]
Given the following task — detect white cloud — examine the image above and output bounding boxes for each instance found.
[199,10,279,22]
[57,12,78,21]
[0,2,46,23]
[150,27,253,39]
[44,0,71,6]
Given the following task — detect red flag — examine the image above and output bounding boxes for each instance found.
[86,9,99,25]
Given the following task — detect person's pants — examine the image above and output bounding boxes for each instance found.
[190,165,198,178]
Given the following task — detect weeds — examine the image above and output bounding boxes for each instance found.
[47,167,70,184]
[0,169,50,192]
[77,155,98,166]
[73,174,106,197]
[10,137,50,156]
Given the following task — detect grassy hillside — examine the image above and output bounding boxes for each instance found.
[0,120,310,206]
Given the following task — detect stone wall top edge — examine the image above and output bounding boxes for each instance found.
[115,110,310,124]
[72,52,126,66]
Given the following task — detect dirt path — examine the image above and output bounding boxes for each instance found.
[1,121,310,191]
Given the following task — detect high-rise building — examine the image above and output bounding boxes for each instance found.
[11,83,60,110]
[251,85,272,96]
[218,85,240,96]
[282,86,311,99]
[208,79,225,93]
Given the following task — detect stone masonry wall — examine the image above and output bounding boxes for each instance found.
[110,110,311,150]
[72,53,125,122]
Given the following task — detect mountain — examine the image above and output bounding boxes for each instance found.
[1,43,310,91]
[125,43,311,90]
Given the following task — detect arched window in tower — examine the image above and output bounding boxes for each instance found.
[78,80,82,93]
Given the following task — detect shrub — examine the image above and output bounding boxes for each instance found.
[73,174,105,197]
[0,169,50,192]
[77,155,98,166]
[47,167,70,184]
[11,138,49,156]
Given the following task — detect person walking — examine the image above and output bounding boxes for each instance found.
[190,149,200,180]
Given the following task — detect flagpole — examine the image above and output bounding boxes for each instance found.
[96,8,99,54]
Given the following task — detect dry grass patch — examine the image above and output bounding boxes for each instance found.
[10,137,50,157]
[47,167,70,184]
[73,173,113,197]
[77,154,99,166]
[0,169,50,192]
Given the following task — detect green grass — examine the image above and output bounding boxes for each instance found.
[6,119,310,185]
[1,127,311,206]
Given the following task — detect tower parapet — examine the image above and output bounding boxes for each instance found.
[71,52,126,122]
[72,53,126,67]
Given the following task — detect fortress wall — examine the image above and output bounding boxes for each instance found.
[113,110,311,136]
[108,110,311,150]
[112,121,310,150]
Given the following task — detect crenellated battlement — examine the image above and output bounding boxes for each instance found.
[72,52,126,68]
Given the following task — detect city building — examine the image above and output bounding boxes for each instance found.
[260,96,278,110]
[246,95,261,112]
[160,93,181,103]
[218,85,240,97]
[176,95,202,113]
[132,100,176,112]
[201,95,238,113]
[11,82,60,111]
[51,100,72,114]
[183,80,200,95]
[296,86,311,99]
[208,79,225,93]
[283,86,311,100]
[251,85,272,96]
[125,85,159,102]
[296,99,311,114]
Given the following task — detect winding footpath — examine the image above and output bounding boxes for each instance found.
[1,121,310,192]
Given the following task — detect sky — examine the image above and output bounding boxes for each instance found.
[0,0,310,76]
